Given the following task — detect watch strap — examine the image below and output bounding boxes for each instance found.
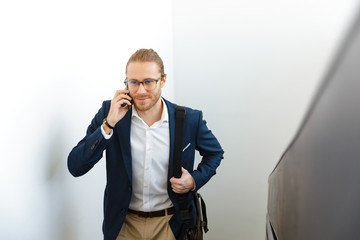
[103,118,114,129]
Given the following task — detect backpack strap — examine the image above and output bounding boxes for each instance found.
[174,106,191,222]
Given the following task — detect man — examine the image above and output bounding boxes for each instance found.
[68,48,224,240]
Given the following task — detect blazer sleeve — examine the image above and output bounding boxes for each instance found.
[190,111,224,191]
[67,101,111,177]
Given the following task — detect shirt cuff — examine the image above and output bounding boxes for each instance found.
[101,124,113,139]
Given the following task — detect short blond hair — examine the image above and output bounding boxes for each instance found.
[126,48,165,77]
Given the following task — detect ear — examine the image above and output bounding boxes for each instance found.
[161,74,166,88]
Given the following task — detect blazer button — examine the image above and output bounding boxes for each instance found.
[128,186,132,191]
[121,208,126,213]
[91,139,99,150]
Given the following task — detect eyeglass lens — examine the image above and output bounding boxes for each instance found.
[127,79,159,91]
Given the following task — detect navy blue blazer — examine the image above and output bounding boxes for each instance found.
[68,98,224,240]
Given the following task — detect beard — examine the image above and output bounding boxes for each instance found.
[132,90,162,113]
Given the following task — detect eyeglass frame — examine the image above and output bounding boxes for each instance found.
[124,75,165,91]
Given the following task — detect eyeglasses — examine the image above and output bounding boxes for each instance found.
[124,77,162,91]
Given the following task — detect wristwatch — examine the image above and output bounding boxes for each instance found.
[103,118,114,129]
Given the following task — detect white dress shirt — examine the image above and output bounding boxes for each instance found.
[101,98,173,212]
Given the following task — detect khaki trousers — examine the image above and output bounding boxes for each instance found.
[116,211,176,240]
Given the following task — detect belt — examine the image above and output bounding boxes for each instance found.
[128,207,176,218]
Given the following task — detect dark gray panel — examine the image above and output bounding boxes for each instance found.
[267,9,360,240]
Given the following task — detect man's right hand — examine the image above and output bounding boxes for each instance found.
[105,89,132,128]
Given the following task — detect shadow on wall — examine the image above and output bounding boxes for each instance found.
[44,121,78,240]
[267,7,360,240]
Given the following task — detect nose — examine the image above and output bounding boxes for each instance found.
[136,82,147,93]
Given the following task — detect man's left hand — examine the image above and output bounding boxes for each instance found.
[170,167,195,194]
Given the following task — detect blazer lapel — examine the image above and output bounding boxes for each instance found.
[116,109,133,185]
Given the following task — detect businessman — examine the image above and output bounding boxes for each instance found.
[67,48,224,240]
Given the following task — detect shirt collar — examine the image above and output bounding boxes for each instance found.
[132,97,169,125]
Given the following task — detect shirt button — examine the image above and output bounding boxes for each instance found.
[144,201,148,204]
[144,185,148,188]
[145,167,150,171]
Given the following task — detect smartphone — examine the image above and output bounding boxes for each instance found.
[121,83,132,108]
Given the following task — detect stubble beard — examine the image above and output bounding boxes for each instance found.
[133,91,162,113]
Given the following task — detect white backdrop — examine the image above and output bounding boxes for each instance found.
[0,1,173,239]
[0,0,359,239]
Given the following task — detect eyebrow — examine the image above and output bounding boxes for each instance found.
[127,77,160,81]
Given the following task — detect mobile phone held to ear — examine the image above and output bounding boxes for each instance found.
[121,93,132,108]
[121,84,132,108]
[121,100,129,108]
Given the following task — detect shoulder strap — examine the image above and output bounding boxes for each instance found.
[174,106,191,222]
[198,193,209,233]
[174,106,186,178]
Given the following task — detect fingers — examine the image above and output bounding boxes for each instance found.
[111,98,132,110]
[106,89,132,125]
[170,177,180,184]
[170,177,186,193]
[113,90,131,101]
[112,90,132,107]
[113,89,129,98]
[119,99,132,108]
[170,171,193,194]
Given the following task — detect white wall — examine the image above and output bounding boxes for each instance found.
[173,0,359,239]
[0,1,173,239]
[1,0,359,239]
